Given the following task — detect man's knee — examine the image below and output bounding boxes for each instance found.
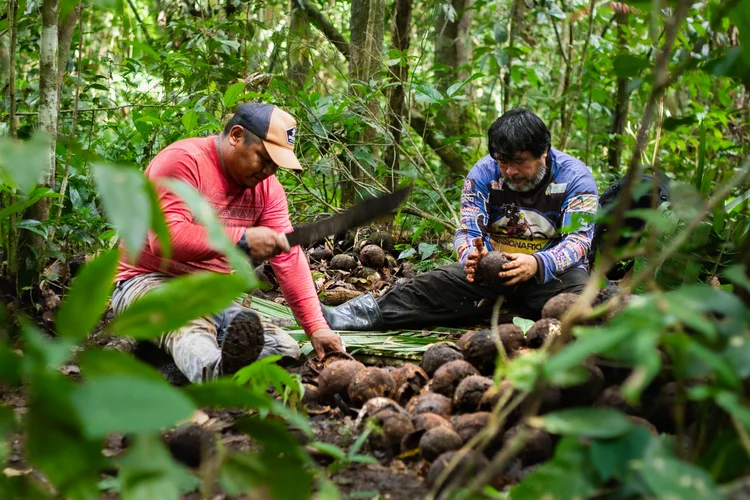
[259,322,301,360]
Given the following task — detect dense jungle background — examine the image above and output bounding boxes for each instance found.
[2,0,750,497]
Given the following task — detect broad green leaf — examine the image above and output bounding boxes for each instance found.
[730,0,750,65]
[715,391,750,430]
[70,375,196,438]
[722,264,750,293]
[219,452,264,496]
[78,348,164,381]
[119,434,200,500]
[0,342,22,386]
[22,323,76,372]
[234,416,306,457]
[510,437,597,500]
[145,181,172,263]
[234,355,302,396]
[414,85,443,104]
[182,110,199,135]
[529,408,634,439]
[163,179,256,287]
[0,134,48,193]
[0,405,14,463]
[589,426,652,482]
[108,272,247,340]
[505,348,546,391]
[543,324,631,379]
[641,438,722,500]
[0,187,61,221]
[613,54,648,78]
[185,379,272,409]
[92,163,152,261]
[308,442,347,461]
[56,248,119,340]
[126,40,161,59]
[223,81,247,109]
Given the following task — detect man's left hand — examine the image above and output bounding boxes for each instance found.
[497,253,538,286]
[309,328,345,359]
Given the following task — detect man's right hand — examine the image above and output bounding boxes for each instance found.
[243,227,291,262]
[463,237,487,283]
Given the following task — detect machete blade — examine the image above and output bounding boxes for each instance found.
[285,185,412,248]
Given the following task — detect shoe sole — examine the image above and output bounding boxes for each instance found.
[220,310,265,376]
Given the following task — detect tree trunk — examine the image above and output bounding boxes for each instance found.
[383,0,411,192]
[56,2,81,103]
[6,0,19,280]
[342,0,384,204]
[608,12,629,170]
[26,0,59,254]
[287,0,312,86]
[503,0,524,111]
[433,0,476,172]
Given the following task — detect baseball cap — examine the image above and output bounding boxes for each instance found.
[232,103,303,172]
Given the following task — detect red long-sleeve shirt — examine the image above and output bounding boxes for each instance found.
[116,136,328,335]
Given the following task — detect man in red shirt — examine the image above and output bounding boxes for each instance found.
[111,103,345,382]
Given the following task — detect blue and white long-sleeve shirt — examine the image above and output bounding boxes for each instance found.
[453,148,598,284]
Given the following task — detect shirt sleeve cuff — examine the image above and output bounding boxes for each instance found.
[533,254,545,283]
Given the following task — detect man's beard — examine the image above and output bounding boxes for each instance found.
[504,164,547,192]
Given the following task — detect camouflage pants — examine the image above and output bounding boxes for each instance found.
[111,273,300,383]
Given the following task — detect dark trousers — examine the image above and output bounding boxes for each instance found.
[376,263,589,330]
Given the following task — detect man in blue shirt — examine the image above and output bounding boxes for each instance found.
[322,109,599,330]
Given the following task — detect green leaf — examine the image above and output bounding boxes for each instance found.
[233,355,302,396]
[0,134,48,193]
[78,349,164,381]
[145,181,172,262]
[223,82,247,109]
[162,180,256,287]
[414,85,443,104]
[510,437,598,500]
[722,264,750,293]
[182,111,199,135]
[529,408,634,439]
[56,248,119,340]
[119,434,200,500]
[543,324,631,379]
[308,442,347,461]
[70,375,196,438]
[126,40,161,60]
[513,317,535,335]
[613,54,648,78]
[0,187,60,221]
[108,272,247,340]
[92,163,152,261]
[233,416,306,457]
[505,348,546,391]
[22,323,76,372]
[185,379,272,409]
[663,115,697,131]
[715,391,750,430]
[589,426,652,482]
[730,0,750,66]
[0,405,14,463]
[0,342,22,386]
[641,438,722,500]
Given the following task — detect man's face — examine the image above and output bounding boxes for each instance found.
[496,150,548,192]
[224,126,280,188]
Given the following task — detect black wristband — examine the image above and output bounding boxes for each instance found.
[237,233,251,255]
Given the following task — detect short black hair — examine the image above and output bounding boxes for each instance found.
[487,108,551,162]
[221,114,261,144]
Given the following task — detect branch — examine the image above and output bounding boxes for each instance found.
[550,16,569,64]
[300,0,350,61]
[125,0,153,45]
[14,103,179,116]
[401,206,456,232]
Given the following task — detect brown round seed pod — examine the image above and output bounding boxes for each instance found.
[163,424,216,468]
[593,385,638,415]
[348,367,397,407]
[406,392,452,418]
[454,375,494,413]
[402,413,453,452]
[359,244,386,269]
[308,245,333,263]
[480,380,515,413]
[457,330,500,375]
[421,342,464,377]
[426,451,490,490]
[431,360,480,399]
[451,412,492,443]
[526,318,562,348]
[476,251,510,287]
[370,409,415,453]
[329,254,357,271]
[541,293,588,321]
[420,427,463,462]
[503,425,553,465]
[367,230,395,254]
[301,383,319,406]
[392,363,430,406]
[317,360,366,403]
[497,324,526,352]
[559,363,605,407]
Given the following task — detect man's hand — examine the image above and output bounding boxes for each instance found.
[243,227,290,261]
[497,253,538,286]
[309,328,345,359]
[463,237,488,283]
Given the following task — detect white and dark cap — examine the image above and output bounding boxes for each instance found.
[233,103,302,172]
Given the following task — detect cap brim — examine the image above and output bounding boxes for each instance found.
[264,140,303,172]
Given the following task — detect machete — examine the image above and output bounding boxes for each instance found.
[283,185,412,248]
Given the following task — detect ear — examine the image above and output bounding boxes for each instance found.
[228,125,244,146]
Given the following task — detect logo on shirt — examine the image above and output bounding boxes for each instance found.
[286,127,296,145]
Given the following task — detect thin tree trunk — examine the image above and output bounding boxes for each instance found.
[26,0,59,254]
[383,0,411,192]
[434,0,476,172]
[503,0,524,111]
[56,2,81,103]
[287,0,312,86]
[608,12,629,170]
[7,0,19,279]
[342,0,384,204]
